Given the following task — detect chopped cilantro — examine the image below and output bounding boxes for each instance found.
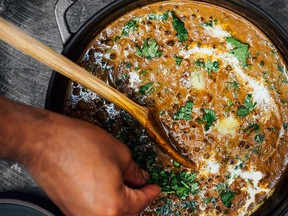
[220,189,235,208]
[171,11,188,42]
[235,162,244,170]
[125,63,132,68]
[259,60,265,66]
[191,182,200,194]
[203,108,216,131]
[255,133,265,143]
[135,66,141,71]
[147,12,158,20]
[173,160,181,168]
[201,17,218,27]
[216,183,227,191]
[122,19,138,36]
[135,39,162,59]
[149,169,199,200]
[277,64,285,74]
[174,100,193,120]
[206,59,219,77]
[248,122,260,131]
[282,100,288,105]
[237,94,257,117]
[139,82,154,95]
[155,203,173,214]
[161,10,170,21]
[194,59,219,77]
[174,54,183,66]
[139,70,148,76]
[180,201,197,212]
[147,10,170,21]
[251,148,259,154]
[195,59,205,67]
[203,197,212,204]
[226,36,249,67]
[113,35,122,42]
[227,81,240,90]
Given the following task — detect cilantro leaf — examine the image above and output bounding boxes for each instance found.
[161,10,170,21]
[181,201,197,212]
[171,11,188,42]
[122,19,138,36]
[237,94,257,117]
[255,133,265,143]
[284,123,288,130]
[139,82,154,95]
[206,59,219,77]
[227,81,240,90]
[195,59,205,67]
[191,182,200,194]
[147,10,170,21]
[135,39,162,59]
[147,12,158,20]
[220,189,235,208]
[203,108,216,131]
[216,183,227,191]
[149,169,199,200]
[226,36,249,67]
[174,54,183,66]
[174,100,193,120]
[201,18,218,27]
[203,197,212,204]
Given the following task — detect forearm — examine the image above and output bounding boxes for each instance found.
[0,96,52,164]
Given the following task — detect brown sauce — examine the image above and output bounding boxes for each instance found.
[64,1,288,215]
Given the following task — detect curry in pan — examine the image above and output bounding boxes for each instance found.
[64,1,288,215]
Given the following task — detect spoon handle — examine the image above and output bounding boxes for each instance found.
[0,18,149,124]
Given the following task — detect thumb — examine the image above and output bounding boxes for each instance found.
[123,159,150,188]
[122,184,161,215]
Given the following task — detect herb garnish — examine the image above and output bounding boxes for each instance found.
[201,17,218,27]
[135,39,162,59]
[147,10,170,21]
[203,108,216,131]
[226,36,249,67]
[255,133,265,143]
[195,58,219,77]
[174,54,183,66]
[139,82,154,95]
[194,59,205,67]
[122,19,138,36]
[171,11,188,42]
[227,81,240,90]
[174,100,193,120]
[220,189,235,208]
[206,59,220,77]
[237,94,257,117]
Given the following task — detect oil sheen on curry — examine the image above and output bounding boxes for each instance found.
[64,1,288,215]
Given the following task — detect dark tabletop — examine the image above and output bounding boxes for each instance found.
[0,0,288,205]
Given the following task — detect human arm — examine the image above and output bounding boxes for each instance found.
[0,96,160,215]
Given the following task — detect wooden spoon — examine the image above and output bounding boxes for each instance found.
[0,18,196,169]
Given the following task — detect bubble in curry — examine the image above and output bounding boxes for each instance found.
[64,1,288,215]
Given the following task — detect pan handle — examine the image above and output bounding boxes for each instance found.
[54,0,78,44]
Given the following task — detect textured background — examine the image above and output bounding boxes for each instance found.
[0,0,288,207]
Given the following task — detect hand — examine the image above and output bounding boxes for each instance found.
[0,97,160,216]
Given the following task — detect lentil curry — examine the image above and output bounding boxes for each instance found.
[64,1,288,215]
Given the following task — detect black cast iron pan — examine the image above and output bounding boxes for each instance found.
[45,0,288,215]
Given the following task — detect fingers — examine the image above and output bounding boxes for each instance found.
[123,159,149,188]
[122,184,161,215]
